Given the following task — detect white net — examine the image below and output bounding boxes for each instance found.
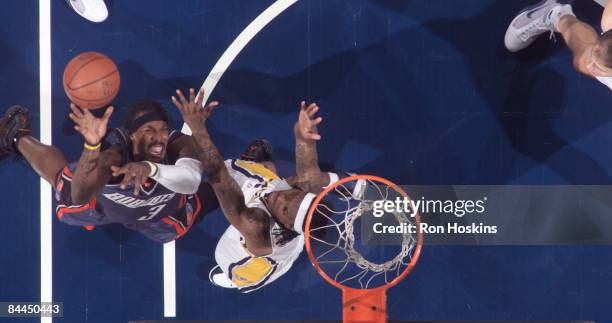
[307,178,420,290]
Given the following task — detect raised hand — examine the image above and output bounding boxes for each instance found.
[110,162,153,196]
[171,88,219,131]
[68,104,114,145]
[294,101,323,142]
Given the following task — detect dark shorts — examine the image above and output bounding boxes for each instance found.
[53,166,219,243]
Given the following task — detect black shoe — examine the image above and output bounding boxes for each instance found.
[0,105,30,160]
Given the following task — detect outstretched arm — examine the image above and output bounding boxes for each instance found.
[287,101,330,194]
[68,104,121,205]
[172,88,224,179]
[173,88,272,255]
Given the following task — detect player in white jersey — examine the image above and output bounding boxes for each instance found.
[172,88,342,292]
[504,0,612,90]
[212,157,328,292]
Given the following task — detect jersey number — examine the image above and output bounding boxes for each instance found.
[138,204,167,221]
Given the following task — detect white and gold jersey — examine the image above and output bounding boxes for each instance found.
[224,159,292,215]
[214,159,304,293]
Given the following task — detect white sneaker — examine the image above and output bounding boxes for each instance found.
[504,0,574,52]
[66,0,108,23]
[208,265,236,289]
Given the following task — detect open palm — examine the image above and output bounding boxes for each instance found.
[172,88,220,130]
[68,103,114,145]
[294,101,323,142]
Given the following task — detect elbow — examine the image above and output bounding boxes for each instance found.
[183,171,201,194]
[175,169,201,194]
[183,163,202,194]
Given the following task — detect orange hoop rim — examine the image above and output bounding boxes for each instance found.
[304,174,423,292]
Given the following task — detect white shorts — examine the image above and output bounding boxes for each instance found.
[214,223,304,293]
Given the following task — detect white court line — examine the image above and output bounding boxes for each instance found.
[163,242,176,317]
[181,0,299,135]
[163,0,298,317]
[39,0,53,323]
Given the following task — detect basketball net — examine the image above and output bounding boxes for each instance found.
[305,175,423,323]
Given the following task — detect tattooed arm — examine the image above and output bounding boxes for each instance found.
[171,88,224,179]
[72,146,121,204]
[68,103,121,204]
[189,123,226,183]
[173,88,272,255]
[286,101,330,194]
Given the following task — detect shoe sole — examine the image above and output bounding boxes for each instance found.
[0,106,28,130]
[0,105,29,156]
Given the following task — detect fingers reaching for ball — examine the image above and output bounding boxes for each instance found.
[171,87,220,130]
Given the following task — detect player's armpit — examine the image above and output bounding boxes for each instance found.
[167,134,199,164]
[240,207,273,256]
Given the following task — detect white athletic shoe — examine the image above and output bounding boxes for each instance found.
[504,0,575,52]
[66,0,108,23]
[208,265,236,289]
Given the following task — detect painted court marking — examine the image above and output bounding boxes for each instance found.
[39,0,52,323]
[165,0,299,317]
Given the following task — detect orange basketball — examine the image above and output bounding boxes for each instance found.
[63,51,120,109]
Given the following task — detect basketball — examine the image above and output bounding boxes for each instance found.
[63,51,120,109]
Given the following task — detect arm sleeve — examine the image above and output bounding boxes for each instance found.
[151,157,202,194]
